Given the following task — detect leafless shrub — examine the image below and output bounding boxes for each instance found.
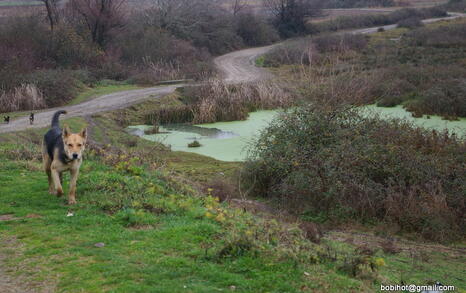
[313,34,368,53]
[0,84,46,113]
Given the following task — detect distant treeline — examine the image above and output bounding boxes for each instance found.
[324,0,395,8]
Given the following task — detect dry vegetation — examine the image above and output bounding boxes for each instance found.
[243,83,465,242]
[144,79,294,126]
[0,0,278,113]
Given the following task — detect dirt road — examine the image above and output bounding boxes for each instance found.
[0,85,178,133]
[214,45,276,83]
[0,13,464,134]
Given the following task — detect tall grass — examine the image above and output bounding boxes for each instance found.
[0,84,46,113]
[144,79,295,125]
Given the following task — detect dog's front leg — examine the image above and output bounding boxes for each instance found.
[51,168,63,197]
[46,169,54,194]
[68,168,79,205]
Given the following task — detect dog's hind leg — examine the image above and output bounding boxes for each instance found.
[68,168,79,205]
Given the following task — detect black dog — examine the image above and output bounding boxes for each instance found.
[4,116,10,124]
[29,112,35,125]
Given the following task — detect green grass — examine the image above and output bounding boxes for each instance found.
[0,145,357,292]
[68,82,142,106]
[1,143,465,292]
[1,98,464,292]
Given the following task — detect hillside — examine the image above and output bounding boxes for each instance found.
[1,112,465,292]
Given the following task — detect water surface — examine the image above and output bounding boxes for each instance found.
[128,110,278,162]
[129,106,465,162]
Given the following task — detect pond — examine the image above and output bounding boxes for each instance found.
[127,110,277,162]
[128,106,466,162]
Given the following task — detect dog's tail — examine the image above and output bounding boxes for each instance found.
[51,110,67,128]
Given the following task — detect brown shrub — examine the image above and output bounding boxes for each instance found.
[381,239,401,254]
[244,105,466,242]
[144,79,295,125]
[0,84,46,113]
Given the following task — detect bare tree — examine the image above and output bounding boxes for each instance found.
[69,0,127,47]
[232,0,248,16]
[263,0,321,37]
[40,0,61,30]
[142,0,217,33]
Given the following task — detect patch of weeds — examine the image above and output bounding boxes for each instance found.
[115,208,157,228]
[188,140,201,148]
[255,55,266,67]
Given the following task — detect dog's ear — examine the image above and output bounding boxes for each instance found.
[79,127,88,141]
[62,124,71,139]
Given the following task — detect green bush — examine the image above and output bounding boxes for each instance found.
[406,79,466,119]
[397,17,424,29]
[243,105,465,242]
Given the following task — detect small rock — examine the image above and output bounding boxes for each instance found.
[303,271,310,276]
[94,242,105,248]
[66,212,74,217]
[229,285,236,291]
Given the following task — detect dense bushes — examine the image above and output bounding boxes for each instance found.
[26,70,83,107]
[324,0,395,8]
[441,0,466,12]
[405,79,466,118]
[0,0,280,113]
[262,39,316,67]
[262,34,367,67]
[314,34,368,53]
[370,65,466,118]
[235,13,279,47]
[265,17,466,119]
[406,22,466,48]
[310,7,447,33]
[244,105,465,242]
[139,2,278,55]
[397,17,424,28]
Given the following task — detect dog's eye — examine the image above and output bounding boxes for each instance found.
[77,144,82,147]
[68,144,73,147]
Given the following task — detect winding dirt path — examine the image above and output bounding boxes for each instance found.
[214,44,276,83]
[0,13,463,134]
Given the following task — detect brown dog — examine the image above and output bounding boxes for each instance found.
[42,111,87,204]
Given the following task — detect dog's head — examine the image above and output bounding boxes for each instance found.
[62,124,87,161]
